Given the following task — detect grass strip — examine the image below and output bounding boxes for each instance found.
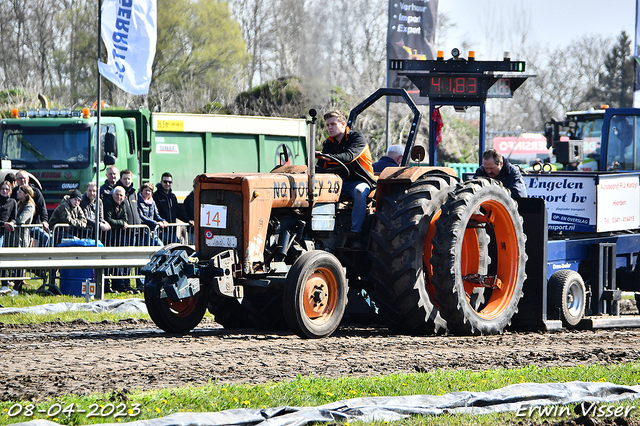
[0,363,639,425]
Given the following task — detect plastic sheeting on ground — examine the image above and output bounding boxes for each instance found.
[16,381,640,426]
[0,298,147,316]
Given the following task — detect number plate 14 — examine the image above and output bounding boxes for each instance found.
[200,204,227,228]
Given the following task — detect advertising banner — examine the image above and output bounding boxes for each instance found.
[596,174,640,232]
[634,0,640,107]
[524,173,640,232]
[387,0,438,104]
[492,134,548,157]
[524,174,597,232]
[99,0,157,95]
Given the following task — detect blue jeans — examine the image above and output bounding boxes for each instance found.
[30,227,51,247]
[341,180,371,233]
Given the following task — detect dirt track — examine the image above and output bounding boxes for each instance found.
[1,316,640,403]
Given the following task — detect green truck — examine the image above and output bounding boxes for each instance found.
[0,107,308,209]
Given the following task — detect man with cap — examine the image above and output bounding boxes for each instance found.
[49,189,88,243]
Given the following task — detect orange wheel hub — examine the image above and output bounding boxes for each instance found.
[302,267,338,325]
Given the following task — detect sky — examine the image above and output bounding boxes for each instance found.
[437,0,636,60]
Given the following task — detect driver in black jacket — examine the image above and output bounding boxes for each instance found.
[316,110,376,239]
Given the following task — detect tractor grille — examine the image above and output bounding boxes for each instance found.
[199,187,244,261]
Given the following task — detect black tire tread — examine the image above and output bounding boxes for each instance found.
[431,178,527,335]
[368,174,459,334]
[283,250,347,338]
[548,269,586,327]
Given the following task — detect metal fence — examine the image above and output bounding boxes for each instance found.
[0,222,194,292]
[0,224,51,283]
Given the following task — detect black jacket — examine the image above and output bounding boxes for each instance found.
[0,194,16,227]
[319,130,376,187]
[474,158,528,199]
[178,190,194,222]
[103,195,128,229]
[99,180,115,200]
[115,182,142,225]
[373,156,399,175]
[153,183,178,222]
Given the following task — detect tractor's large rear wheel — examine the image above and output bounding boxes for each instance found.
[283,250,347,338]
[144,244,209,334]
[431,178,526,335]
[368,174,459,334]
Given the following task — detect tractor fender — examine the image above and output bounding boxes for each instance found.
[375,166,459,204]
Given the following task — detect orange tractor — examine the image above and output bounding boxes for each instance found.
[142,53,531,338]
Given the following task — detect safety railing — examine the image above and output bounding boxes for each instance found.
[0,224,51,283]
[0,246,158,298]
[152,222,194,246]
[0,223,195,295]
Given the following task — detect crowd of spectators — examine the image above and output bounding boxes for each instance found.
[0,168,196,295]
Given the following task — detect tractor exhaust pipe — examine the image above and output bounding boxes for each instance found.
[307,109,317,204]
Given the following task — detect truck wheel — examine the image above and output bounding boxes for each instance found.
[431,178,527,335]
[144,244,208,334]
[368,174,458,334]
[145,279,209,334]
[548,270,586,327]
[283,251,347,338]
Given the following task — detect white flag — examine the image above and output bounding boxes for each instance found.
[99,0,157,95]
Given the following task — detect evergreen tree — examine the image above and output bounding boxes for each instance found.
[586,31,634,108]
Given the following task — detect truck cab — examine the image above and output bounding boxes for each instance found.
[0,108,138,210]
[546,107,640,172]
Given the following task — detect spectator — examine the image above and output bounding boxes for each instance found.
[80,182,110,237]
[49,189,88,243]
[100,166,119,200]
[12,170,50,247]
[0,180,16,294]
[138,182,167,246]
[104,186,129,240]
[373,144,404,175]
[0,181,16,289]
[103,186,135,293]
[474,148,527,199]
[4,173,16,188]
[115,169,142,226]
[15,185,35,247]
[153,172,178,223]
[177,178,195,225]
[0,180,16,248]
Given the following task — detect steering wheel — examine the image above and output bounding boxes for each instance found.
[315,152,350,179]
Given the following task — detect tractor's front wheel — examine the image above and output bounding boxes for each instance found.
[144,244,209,334]
[431,178,526,335]
[145,278,209,334]
[283,251,347,338]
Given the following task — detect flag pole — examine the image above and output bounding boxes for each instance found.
[95,0,102,248]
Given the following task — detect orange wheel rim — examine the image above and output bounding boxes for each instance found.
[461,200,518,320]
[423,210,441,301]
[166,296,199,318]
[302,267,338,325]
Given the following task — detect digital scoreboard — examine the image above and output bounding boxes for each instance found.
[388,53,531,101]
[426,75,517,99]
